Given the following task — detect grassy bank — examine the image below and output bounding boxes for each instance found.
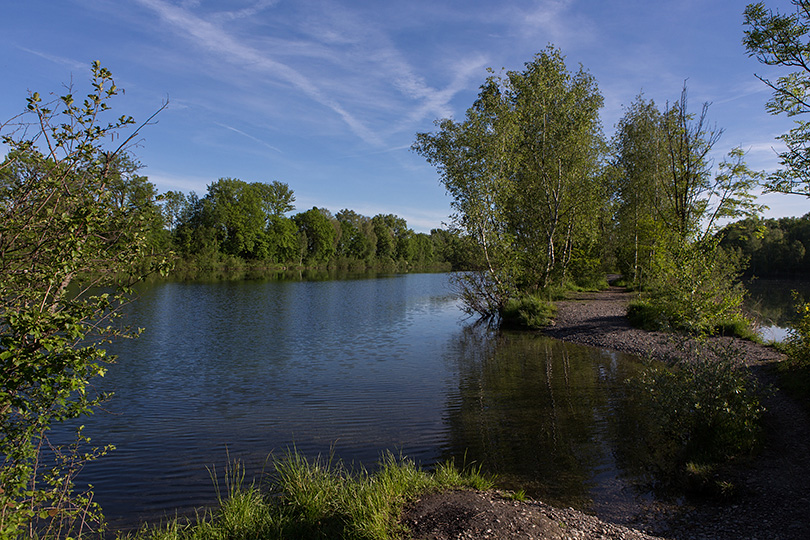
[122,452,492,540]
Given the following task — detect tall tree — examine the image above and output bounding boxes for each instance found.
[744,0,810,197]
[204,178,267,259]
[612,94,668,284]
[252,180,296,217]
[293,207,336,265]
[414,46,605,316]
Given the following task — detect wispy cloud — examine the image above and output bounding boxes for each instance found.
[135,0,384,145]
[288,1,487,130]
[16,46,87,71]
[514,0,595,47]
[214,122,282,154]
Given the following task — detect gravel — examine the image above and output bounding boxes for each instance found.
[399,286,810,540]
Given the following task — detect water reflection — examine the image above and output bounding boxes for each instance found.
[56,274,664,530]
[441,325,652,518]
[745,278,810,341]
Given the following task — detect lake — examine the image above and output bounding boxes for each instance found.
[66,273,657,530]
[745,278,810,342]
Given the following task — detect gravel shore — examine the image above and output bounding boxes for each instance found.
[400,286,810,540]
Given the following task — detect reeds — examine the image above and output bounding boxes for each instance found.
[124,450,492,540]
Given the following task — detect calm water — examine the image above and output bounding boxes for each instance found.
[64,273,654,529]
[745,278,810,342]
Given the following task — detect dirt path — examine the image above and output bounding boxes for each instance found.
[401,286,810,540]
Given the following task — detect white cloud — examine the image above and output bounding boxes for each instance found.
[134,0,384,145]
[16,46,87,71]
[213,122,282,154]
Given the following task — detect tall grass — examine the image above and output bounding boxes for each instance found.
[125,451,492,540]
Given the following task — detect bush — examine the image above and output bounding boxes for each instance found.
[1,63,166,538]
[784,296,810,365]
[636,240,754,337]
[626,299,665,331]
[500,295,556,329]
[635,344,764,492]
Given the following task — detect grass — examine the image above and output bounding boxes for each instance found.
[626,298,759,341]
[122,451,493,540]
[500,294,557,330]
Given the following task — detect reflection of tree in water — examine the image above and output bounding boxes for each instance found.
[744,279,810,328]
[441,325,648,510]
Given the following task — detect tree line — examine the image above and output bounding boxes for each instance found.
[96,167,480,277]
[5,1,810,535]
[719,213,810,277]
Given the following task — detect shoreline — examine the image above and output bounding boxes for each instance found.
[544,286,810,539]
[403,286,809,540]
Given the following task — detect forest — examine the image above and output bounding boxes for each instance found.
[111,171,479,277]
[719,213,810,277]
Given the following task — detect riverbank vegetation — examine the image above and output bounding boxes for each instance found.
[125,452,491,540]
[414,46,763,336]
[634,343,765,496]
[4,2,810,534]
[719,213,810,278]
[0,63,170,538]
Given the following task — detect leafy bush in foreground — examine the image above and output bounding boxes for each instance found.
[500,295,556,330]
[634,343,764,494]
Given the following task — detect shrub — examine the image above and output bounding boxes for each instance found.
[500,295,556,329]
[635,240,754,337]
[634,343,764,492]
[626,299,665,331]
[0,64,166,538]
[784,296,810,365]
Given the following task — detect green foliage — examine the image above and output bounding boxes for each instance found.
[169,189,460,274]
[784,294,810,364]
[635,345,765,492]
[500,295,556,330]
[611,89,764,320]
[294,207,337,266]
[744,0,810,197]
[632,240,753,337]
[129,452,492,540]
[0,62,166,538]
[414,46,607,317]
[719,213,810,278]
[772,289,810,414]
[626,299,665,331]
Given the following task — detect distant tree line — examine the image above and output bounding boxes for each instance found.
[116,175,479,277]
[719,213,810,278]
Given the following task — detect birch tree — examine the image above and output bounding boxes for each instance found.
[414,46,605,316]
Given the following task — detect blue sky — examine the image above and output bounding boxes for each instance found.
[1,0,807,231]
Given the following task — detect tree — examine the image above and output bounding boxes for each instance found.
[744,0,810,197]
[612,87,763,335]
[205,178,267,259]
[293,207,336,265]
[335,209,376,261]
[414,46,606,316]
[0,63,166,537]
[265,215,299,265]
[611,94,668,284]
[160,189,188,232]
[253,180,296,217]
